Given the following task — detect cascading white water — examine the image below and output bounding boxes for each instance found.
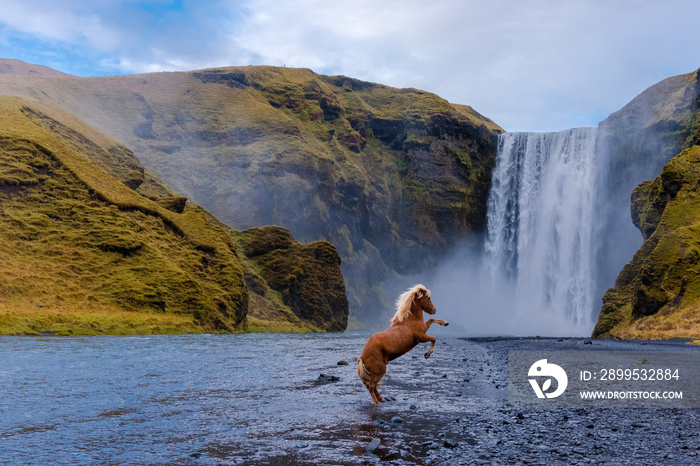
[484,128,599,335]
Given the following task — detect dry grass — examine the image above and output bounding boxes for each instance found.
[613,302,700,340]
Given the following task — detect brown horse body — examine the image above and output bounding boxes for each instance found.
[357,284,448,404]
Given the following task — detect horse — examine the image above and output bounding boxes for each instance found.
[357,284,449,404]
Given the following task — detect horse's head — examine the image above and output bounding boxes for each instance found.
[414,286,436,315]
[392,284,436,323]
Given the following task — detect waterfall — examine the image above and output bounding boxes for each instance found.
[484,128,600,334]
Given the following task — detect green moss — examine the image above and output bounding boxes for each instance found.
[243,316,320,333]
[595,146,700,339]
[0,95,351,335]
[0,97,249,334]
[594,69,700,340]
[450,104,505,134]
[231,226,349,332]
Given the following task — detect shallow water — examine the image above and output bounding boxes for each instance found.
[1,333,699,464]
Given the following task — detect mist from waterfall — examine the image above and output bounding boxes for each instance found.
[430,127,606,336]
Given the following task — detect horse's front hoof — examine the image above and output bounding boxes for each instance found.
[424,352,431,359]
[444,321,450,326]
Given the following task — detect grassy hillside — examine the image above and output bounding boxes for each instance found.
[0,63,502,326]
[593,69,700,339]
[0,96,347,335]
[0,58,68,77]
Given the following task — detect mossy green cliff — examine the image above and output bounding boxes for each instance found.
[0,63,502,325]
[594,69,700,339]
[233,226,348,332]
[0,96,347,335]
[593,146,700,339]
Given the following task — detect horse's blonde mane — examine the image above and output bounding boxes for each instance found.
[391,284,430,323]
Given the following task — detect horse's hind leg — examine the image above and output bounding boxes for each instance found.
[373,386,385,403]
[368,366,386,404]
[366,385,378,404]
[358,358,376,403]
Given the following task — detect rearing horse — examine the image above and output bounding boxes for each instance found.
[357,284,449,404]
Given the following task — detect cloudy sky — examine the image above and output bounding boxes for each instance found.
[0,0,698,131]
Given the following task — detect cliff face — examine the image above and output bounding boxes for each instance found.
[233,226,348,332]
[599,69,699,184]
[593,69,700,339]
[594,70,700,302]
[0,96,347,335]
[594,145,700,339]
[0,63,502,326]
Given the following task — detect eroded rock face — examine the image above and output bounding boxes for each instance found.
[154,196,188,213]
[234,226,349,332]
[185,69,501,325]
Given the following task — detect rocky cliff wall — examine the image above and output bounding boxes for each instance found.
[593,69,700,339]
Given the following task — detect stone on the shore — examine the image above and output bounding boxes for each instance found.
[444,439,458,449]
[366,437,380,453]
[317,373,339,383]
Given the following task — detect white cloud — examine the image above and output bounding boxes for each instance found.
[230,0,700,131]
[0,0,698,131]
[0,2,91,42]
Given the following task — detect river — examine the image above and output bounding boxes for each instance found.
[1,333,699,464]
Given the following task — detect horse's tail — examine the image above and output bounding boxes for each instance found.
[357,357,371,387]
